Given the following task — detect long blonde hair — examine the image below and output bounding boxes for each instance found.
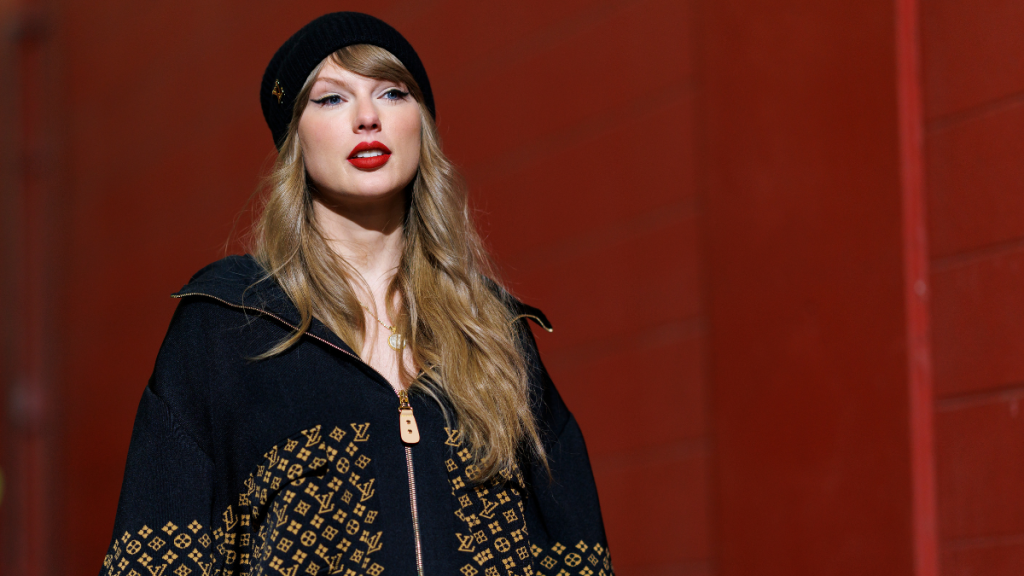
[252,44,545,481]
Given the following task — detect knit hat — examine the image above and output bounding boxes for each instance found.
[260,12,434,149]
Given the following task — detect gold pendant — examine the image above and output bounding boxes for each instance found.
[388,331,406,350]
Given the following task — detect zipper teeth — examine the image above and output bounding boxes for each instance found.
[405,446,425,576]
[174,291,426,574]
[511,313,553,332]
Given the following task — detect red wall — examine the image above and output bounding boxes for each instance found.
[923,0,1024,573]
[0,1,708,574]
[1,1,1021,576]
[701,0,925,574]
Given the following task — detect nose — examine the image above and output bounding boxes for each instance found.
[352,95,380,133]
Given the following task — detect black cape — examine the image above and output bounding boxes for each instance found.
[100,255,613,576]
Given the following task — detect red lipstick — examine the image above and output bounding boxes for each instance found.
[347,141,392,169]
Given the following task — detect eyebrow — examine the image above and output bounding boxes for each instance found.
[312,74,404,93]
[312,76,350,91]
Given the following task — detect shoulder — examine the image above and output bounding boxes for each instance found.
[148,258,285,450]
[157,255,289,377]
[481,283,573,441]
[164,254,268,338]
[173,254,265,300]
[172,254,301,328]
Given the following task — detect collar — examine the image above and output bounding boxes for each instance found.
[171,254,359,355]
[171,255,552,349]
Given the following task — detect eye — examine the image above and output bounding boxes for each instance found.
[311,94,343,106]
[382,88,409,101]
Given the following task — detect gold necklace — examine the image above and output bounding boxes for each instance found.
[363,305,406,350]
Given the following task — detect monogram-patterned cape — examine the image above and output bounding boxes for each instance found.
[100,255,613,576]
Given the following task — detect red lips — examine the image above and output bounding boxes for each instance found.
[347,141,392,170]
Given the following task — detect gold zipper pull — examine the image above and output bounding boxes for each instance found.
[397,389,420,444]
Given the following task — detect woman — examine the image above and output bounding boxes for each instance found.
[101,12,612,576]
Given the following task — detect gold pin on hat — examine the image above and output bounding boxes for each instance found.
[272,79,284,103]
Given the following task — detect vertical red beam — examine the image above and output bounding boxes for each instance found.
[895,0,938,575]
[0,6,58,575]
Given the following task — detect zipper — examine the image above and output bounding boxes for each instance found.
[404,446,425,576]
[512,313,553,332]
[397,390,421,444]
[397,389,424,576]
[173,292,426,575]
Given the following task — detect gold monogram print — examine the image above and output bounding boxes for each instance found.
[531,540,613,576]
[102,520,215,576]
[443,429,613,576]
[104,424,612,576]
[102,423,383,576]
[231,423,383,576]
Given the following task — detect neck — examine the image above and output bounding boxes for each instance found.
[312,190,406,301]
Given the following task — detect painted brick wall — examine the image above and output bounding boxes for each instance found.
[923,1,1024,574]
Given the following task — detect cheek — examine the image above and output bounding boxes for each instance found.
[396,117,423,179]
[299,122,343,181]
[401,132,422,176]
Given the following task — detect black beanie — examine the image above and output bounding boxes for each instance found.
[260,12,434,150]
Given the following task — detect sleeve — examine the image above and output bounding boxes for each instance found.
[517,319,616,576]
[99,385,218,576]
[98,292,232,576]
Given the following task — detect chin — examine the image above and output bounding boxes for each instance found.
[357,177,408,197]
[326,181,407,203]
[311,169,415,204]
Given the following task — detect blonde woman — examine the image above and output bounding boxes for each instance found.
[101,12,612,576]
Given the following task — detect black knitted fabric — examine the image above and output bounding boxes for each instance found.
[97,256,615,576]
[260,12,435,149]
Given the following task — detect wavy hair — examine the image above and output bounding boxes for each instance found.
[251,44,546,481]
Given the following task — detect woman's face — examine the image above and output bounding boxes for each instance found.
[298,58,422,205]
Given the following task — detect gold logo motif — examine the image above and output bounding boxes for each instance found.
[361,530,384,554]
[301,425,322,447]
[222,506,238,530]
[456,533,477,553]
[272,79,284,103]
[314,491,335,514]
[356,478,376,502]
[479,499,498,519]
[444,427,462,446]
[351,422,371,442]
